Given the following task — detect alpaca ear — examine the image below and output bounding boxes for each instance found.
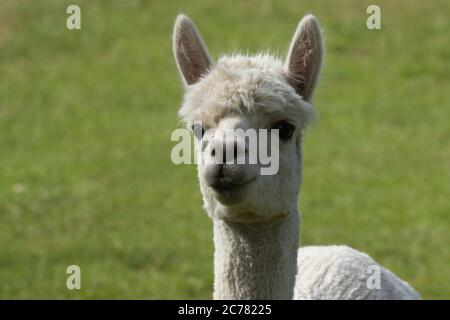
[284,15,323,101]
[173,14,213,86]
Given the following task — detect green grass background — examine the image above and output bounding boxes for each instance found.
[0,0,449,299]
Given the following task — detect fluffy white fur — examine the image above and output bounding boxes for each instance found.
[296,246,420,299]
[173,14,420,300]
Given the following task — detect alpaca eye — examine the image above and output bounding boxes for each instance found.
[192,123,205,139]
[271,121,295,140]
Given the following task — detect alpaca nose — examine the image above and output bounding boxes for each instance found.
[211,139,246,164]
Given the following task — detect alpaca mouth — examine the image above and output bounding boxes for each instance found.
[210,176,255,192]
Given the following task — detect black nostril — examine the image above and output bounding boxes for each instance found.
[211,147,216,157]
[222,144,227,163]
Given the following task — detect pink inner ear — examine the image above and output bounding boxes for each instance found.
[287,38,316,99]
[285,17,322,101]
[174,17,212,86]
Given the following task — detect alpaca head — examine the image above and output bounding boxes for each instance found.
[173,14,323,223]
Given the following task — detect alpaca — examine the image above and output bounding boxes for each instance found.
[173,14,420,300]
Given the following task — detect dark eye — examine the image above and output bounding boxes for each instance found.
[192,122,205,139]
[271,121,295,140]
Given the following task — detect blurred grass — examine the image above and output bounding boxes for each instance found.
[0,0,448,299]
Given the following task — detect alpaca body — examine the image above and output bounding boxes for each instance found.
[295,245,421,300]
[212,208,420,300]
[172,14,421,300]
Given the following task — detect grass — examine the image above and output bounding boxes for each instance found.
[0,0,449,299]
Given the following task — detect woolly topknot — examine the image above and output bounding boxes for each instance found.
[179,53,316,130]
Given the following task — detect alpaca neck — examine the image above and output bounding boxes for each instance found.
[212,210,300,299]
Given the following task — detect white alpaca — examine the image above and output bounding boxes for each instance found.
[173,14,420,300]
